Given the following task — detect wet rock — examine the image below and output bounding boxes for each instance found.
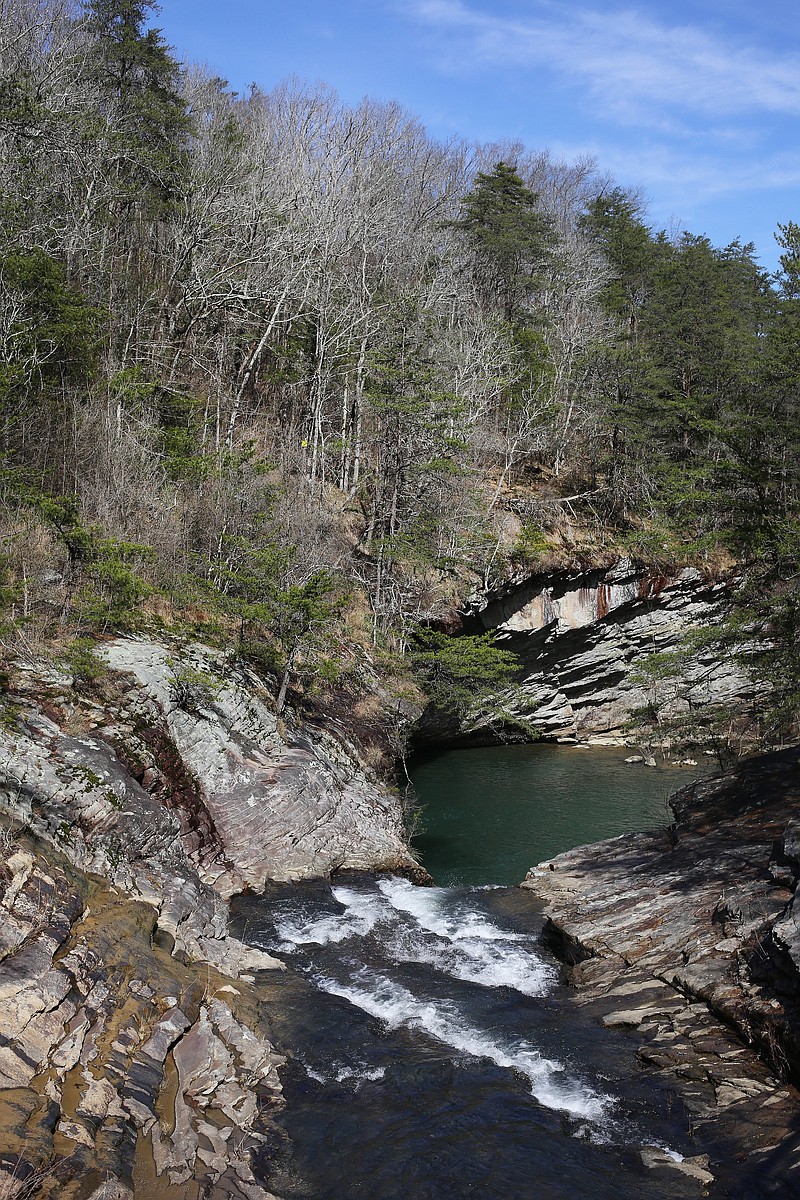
[640,1148,714,1186]
[0,844,287,1198]
[0,635,418,971]
[523,746,800,1185]
[0,635,421,1197]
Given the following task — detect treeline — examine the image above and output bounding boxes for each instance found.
[1,0,798,738]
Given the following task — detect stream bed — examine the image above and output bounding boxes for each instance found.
[230,746,736,1199]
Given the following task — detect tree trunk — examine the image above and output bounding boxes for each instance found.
[276,643,299,714]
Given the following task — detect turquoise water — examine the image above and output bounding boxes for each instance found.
[410,743,702,886]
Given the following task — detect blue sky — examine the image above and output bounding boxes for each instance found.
[155,0,800,272]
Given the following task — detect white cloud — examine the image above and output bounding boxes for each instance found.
[401,0,800,123]
[549,136,800,204]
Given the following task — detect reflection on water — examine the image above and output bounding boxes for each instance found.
[410,743,704,885]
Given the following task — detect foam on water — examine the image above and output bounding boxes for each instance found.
[321,876,557,996]
[384,924,555,995]
[300,1057,387,1086]
[290,877,559,997]
[377,877,524,942]
[240,877,696,1177]
[318,968,613,1124]
[273,886,386,948]
[334,1064,386,1083]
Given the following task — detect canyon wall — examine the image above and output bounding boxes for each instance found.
[467,558,756,743]
[0,636,419,1197]
[2,636,417,900]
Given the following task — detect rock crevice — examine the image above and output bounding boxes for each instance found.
[523,748,800,1190]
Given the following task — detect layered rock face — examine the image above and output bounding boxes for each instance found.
[468,559,755,742]
[523,748,800,1193]
[0,841,284,1200]
[0,636,417,1196]
[2,637,417,900]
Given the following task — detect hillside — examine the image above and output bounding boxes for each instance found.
[0,0,798,751]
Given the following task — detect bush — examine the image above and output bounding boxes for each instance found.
[409,628,521,719]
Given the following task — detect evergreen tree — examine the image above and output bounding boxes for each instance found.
[453,162,554,322]
[725,223,800,742]
[81,0,190,209]
[643,236,771,545]
[580,188,656,337]
[0,249,101,488]
[409,629,521,721]
[74,0,192,365]
[580,189,665,516]
[763,221,800,506]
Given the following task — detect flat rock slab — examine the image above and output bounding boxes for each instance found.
[523,747,800,1193]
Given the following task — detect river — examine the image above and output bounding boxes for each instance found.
[230,745,757,1199]
[410,743,701,885]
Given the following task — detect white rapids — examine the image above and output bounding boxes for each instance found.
[268,876,615,1127]
[320,968,611,1121]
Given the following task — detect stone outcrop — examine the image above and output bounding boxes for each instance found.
[523,748,800,1193]
[0,635,419,1196]
[467,558,755,743]
[2,637,418,901]
[0,837,285,1199]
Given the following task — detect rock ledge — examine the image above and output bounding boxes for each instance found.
[523,748,800,1193]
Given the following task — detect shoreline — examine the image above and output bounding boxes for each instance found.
[522,748,800,1193]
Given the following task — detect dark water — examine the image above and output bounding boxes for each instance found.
[232,747,782,1199]
[233,880,702,1200]
[411,744,701,886]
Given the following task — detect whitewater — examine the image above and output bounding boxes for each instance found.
[229,875,710,1198]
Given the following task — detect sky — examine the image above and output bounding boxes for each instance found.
[154,0,800,273]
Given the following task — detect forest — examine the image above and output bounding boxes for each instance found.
[1,0,799,747]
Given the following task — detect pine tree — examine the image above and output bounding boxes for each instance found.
[580,188,656,336]
[453,162,554,322]
[82,0,190,209]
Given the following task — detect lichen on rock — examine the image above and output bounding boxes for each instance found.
[0,634,420,1196]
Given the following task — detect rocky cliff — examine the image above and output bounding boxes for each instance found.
[523,748,800,1194]
[0,636,419,1197]
[0,839,285,1200]
[467,558,755,743]
[2,637,417,900]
